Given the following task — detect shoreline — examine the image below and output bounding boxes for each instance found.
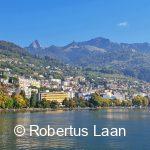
[0,106,149,113]
[0,107,97,113]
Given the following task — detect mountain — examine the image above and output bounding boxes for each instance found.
[79,37,150,53]
[0,39,150,82]
[0,40,80,79]
[26,37,150,58]
[0,40,29,56]
[26,37,150,82]
[78,37,120,51]
[26,40,42,55]
[29,40,41,49]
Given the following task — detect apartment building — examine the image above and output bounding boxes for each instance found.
[39,91,69,103]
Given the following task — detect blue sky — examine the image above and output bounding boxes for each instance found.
[0,0,150,47]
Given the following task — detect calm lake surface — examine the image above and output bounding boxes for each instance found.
[0,108,150,150]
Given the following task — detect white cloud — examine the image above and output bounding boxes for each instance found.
[117,21,128,27]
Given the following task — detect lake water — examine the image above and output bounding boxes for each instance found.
[0,108,150,150]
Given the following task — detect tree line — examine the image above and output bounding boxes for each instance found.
[0,89,149,109]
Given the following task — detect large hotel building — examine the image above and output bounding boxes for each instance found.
[39,91,69,103]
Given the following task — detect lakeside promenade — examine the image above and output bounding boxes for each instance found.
[0,106,149,113]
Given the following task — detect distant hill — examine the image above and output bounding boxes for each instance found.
[0,40,29,57]
[25,37,150,82]
[0,39,149,82]
[0,40,78,79]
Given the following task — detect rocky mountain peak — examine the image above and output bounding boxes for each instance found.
[29,40,41,49]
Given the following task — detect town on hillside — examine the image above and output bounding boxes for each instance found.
[0,67,150,109]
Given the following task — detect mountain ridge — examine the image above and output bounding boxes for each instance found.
[0,38,149,82]
[25,37,150,82]
[26,37,150,54]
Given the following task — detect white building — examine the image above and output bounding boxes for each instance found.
[51,79,61,85]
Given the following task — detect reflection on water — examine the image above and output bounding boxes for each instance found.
[93,108,150,120]
[0,108,150,150]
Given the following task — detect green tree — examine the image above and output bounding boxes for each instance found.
[69,100,77,108]
[50,100,59,109]
[2,72,7,80]
[89,93,101,107]
[30,92,37,107]
[121,100,132,107]
[100,99,112,107]
[41,98,50,108]
[5,98,14,108]
[62,98,69,107]
[77,98,86,108]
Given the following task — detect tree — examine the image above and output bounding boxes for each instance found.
[5,98,14,108]
[132,95,143,106]
[100,99,112,107]
[68,100,76,108]
[20,90,26,98]
[13,94,27,108]
[142,97,149,107]
[50,100,59,109]
[77,98,86,108]
[30,92,37,107]
[0,89,10,108]
[89,93,101,107]
[36,101,43,108]
[9,77,19,87]
[113,99,122,106]
[2,72,7,80]
[89,93,113,107]
[62,98,69,107]
[41,98,50,108]
[121,100,132,107]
